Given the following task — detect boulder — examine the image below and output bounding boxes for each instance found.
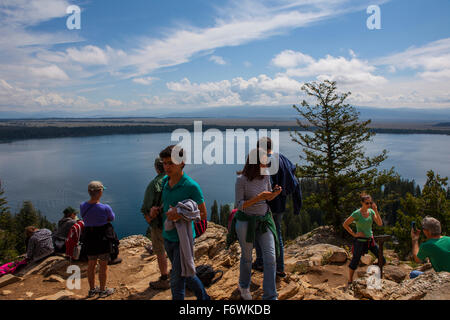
[0,274,22,288]
[277,281,300,300]
[1,290,12,296]
[44,275,65,283]
[383,265,408,283]
[388,271,450,300]
[36,290,75,300]
[359,254,375,266]
[294,244,348,266]
[119,235,151,249]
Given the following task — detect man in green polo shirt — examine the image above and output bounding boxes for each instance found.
[411,216,450,278]
[156,144,209,300]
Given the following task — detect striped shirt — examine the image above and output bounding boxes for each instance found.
[235,174,272,216]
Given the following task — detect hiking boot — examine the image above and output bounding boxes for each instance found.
[149,276,170,290]
[276,271,287,278]
[87,286,100,298]
[108,257,122,265]
[251,262,263,272]
[238,285,252,300]
[98,287,115,298]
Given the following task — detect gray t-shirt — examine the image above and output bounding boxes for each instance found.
[235,174,272,216]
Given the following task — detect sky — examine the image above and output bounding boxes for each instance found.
[0,0,450,116]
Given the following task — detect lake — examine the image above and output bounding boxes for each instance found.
[0,131,449,238]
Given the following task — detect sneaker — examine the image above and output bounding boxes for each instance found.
[238,285,252,300]
[98,287,115,298]
[149,276,170,290]
[145,244,154,255]
[87,286,100,298]
[251,262,264,272]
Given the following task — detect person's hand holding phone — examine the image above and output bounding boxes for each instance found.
[411,223,421,241]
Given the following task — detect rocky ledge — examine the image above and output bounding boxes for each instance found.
[0,223,448,300]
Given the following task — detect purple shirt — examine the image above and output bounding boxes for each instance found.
[80,201,115,227]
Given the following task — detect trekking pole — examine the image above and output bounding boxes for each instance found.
[373,235,391,278]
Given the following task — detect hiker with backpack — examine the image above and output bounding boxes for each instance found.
[141,157,170,290]
[228,148,282,300]
[81,181,116,298]
[343,193,385,285]
[253,137,302,278]
[157,145,210,300]
[52,206,78,253]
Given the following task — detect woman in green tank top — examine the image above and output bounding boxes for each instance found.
[343,193,384,284]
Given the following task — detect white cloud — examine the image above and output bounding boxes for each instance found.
[375,37,450,81]
[104,98,123,107]
[132,77,158,85]
[272,50,315,68]
[66,46,109,65]
[273,49,387,86]
[209,55,227,65]
[164,74,303,107]
[29,65,69,80]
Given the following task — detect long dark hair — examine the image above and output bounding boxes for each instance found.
[236,148,267,181]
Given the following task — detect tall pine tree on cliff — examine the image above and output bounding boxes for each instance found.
[291,80,394,234]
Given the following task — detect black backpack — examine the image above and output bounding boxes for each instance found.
[195,264,223,287]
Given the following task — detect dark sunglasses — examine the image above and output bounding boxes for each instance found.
[365,202,372,205]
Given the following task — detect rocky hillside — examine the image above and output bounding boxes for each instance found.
[0,223,449,300]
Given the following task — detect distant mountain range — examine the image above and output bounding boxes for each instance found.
[1,105,450,122]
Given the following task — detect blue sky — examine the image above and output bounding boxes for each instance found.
[0,0,449,116]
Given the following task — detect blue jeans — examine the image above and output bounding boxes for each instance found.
[164,239,210,300]
[255,212,284,272]
[236,219,277,300]
[409,270,424,279]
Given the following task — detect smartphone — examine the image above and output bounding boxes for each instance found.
[411,221,416,231]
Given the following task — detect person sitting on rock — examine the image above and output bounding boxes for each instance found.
[410,216,450,278]
[52,206,78,253]
[141,157,170,290]
[81,181,116,298]
[342,193,385,285]
[25,226,54,263]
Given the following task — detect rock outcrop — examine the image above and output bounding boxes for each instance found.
[0,223,448,301]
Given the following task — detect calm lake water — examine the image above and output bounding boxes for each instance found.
[0,131,449,238]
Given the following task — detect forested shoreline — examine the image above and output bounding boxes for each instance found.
[0,124,449,143]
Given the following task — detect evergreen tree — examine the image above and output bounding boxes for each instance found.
[0,181,18,263]
[210,200,219,224]
[388,170,450,259]
[219,204,231,228]
[291,80,394,234]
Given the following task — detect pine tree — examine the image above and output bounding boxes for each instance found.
[291,80,394,234]
[219,204,231,228]
[0,181,18,263]
[210,200,219,224]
